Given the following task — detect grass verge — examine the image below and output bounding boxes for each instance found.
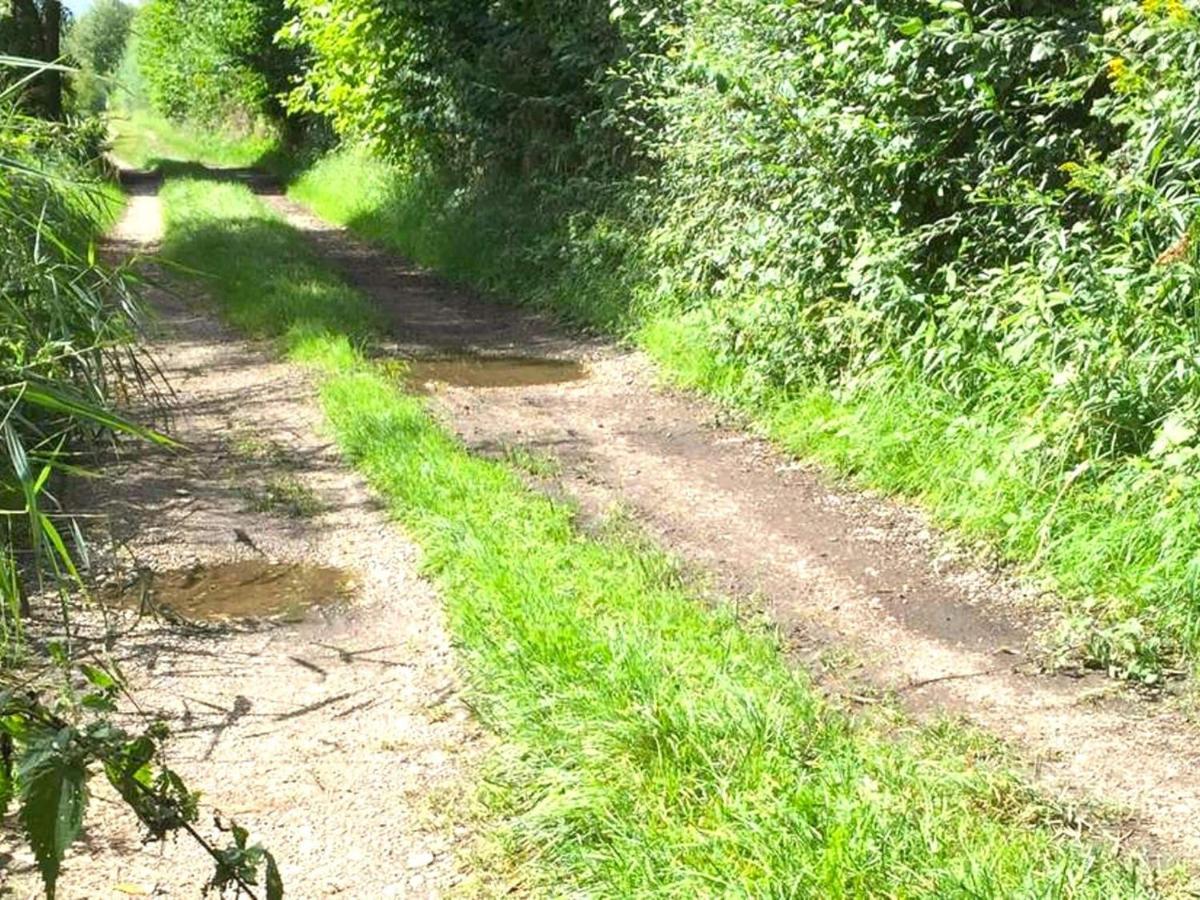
[157,174,1174,895]
[287,149,1200,680]
[109,108,281,170]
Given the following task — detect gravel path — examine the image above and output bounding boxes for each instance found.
[0,185,490,899]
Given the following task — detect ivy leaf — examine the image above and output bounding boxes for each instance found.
[18,727,89,900]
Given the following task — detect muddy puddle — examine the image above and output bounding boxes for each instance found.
[400,355,585,392]
[106,561,354,623]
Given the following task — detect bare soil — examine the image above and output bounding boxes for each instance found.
[0,186,491,899]
[259,187,1200,865]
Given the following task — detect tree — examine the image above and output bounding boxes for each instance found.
[0,0,68,118]
[136,0,299,127]
[66,0,133,77]
[64,0,132,111]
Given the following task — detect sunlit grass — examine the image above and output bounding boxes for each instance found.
[156,175,1174,897]
[109,109,280,169]
[637,312,1195,680]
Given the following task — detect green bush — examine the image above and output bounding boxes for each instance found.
[136,0,297,128]
[280,0,678,172]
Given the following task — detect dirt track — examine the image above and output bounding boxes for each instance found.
[0,185,488,899]
[263,187,1200,865]
[7,167,1200,897]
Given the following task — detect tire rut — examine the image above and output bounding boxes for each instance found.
[0,180,490,899]
[261,188,1200,866]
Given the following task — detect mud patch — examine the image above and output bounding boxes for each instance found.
[401,355,585,392]
[106,561,354,623]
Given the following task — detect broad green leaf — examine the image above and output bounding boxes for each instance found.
[18,728,89,900]
[79,663,118,691]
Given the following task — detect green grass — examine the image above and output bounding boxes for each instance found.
[160,179,377,338]
[109,109,281,170]
[77,178,126,237]
[156,174,1175,896]
[637,314,1191,680]
[287,149,1200,680]
[242,475,326,518]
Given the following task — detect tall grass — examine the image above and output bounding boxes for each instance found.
[0,67,231,900]
[0,91,170,655]
[155,174,1181,897]
[108,107,281,170]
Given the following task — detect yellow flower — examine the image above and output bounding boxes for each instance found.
[1143,0,1192,21]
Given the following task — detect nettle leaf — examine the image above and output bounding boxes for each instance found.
[265,851,284,900]
[78,663,118,691]
[17,727,89,900]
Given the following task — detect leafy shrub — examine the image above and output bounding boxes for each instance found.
[646,1,1200,461]
[136,0,297,128]
[280,0,680,173]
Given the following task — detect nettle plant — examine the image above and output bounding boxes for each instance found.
[640,0,1200,671]
[651,0,1200,465]
[1,656,282,899]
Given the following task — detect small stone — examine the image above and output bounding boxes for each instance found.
[406,849,435,869]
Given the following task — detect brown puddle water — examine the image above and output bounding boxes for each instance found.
[401,356,585,392]
[107,561,354,623]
